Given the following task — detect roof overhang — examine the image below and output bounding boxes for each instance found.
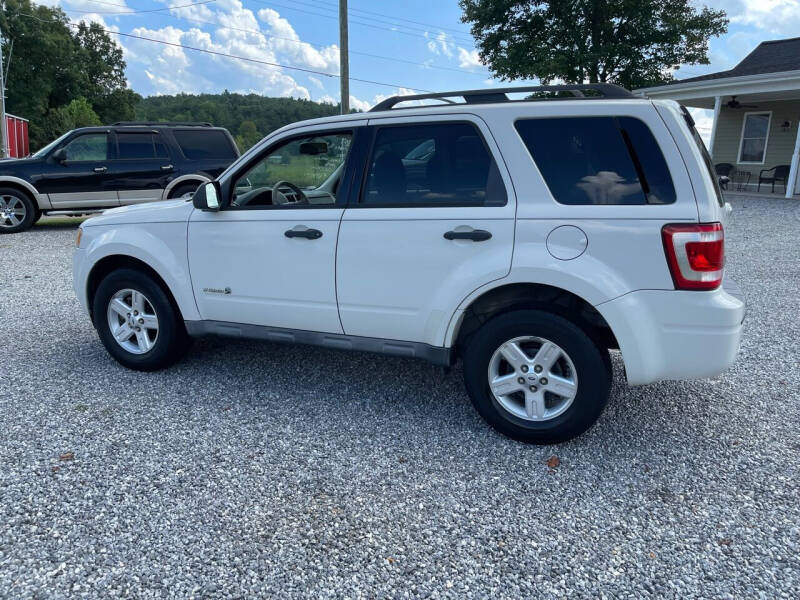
[634,70,800,108]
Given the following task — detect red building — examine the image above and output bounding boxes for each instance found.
[4,114,29,158]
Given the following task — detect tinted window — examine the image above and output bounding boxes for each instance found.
[63,133,109,161]
[362,122,506,206]
[174,129,236,160]
[515,117,676,205]
[117,133,168,160]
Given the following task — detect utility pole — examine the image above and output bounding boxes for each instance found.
[0,30,7,158]
[339,0,349,114]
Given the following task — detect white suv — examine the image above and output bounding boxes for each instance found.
[72,85,745,444]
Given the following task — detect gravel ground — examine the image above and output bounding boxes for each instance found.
[1,198,799,599]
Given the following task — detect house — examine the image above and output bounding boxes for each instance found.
[635,37,800,198]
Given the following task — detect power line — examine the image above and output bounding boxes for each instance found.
[70,0,217,15]
[311,0,473,38]
[67,1,485,77]
[270,0,474,43]
[14,11,434,93]
[248,0,473,45]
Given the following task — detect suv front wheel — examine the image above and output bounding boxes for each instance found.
[463,310,612,444]
[0,188,37,233]
[93,268,190,371]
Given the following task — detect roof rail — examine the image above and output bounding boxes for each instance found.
[111,121,214,127]
[369,84,634,112]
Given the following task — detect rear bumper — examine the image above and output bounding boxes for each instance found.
[596,279,745,385]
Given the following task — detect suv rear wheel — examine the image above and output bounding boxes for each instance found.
[93,268,190,371]
[463,309,612,444]
[0,188,37,233]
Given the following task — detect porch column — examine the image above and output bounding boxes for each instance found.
[787,120,800,198]
[708,95,721,157]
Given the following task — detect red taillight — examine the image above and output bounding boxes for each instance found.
[661,222,724,290]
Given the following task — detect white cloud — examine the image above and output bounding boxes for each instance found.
[688,107,713,147]
[349,95,373,112]
[425,31,454,58]
[118,3,347,98]
[722,0,800,36]
[457,47,482,70]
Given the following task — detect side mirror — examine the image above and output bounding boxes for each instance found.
[52,148,67,163]
[719,176,730,185]
[193,181,221,211]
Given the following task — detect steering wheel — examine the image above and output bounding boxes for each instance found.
[272,180,309,205]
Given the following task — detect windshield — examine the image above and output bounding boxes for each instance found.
[31,131,72,158]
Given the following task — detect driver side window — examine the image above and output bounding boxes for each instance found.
[231,131,352,209]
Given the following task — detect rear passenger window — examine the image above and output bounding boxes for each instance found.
[515,117,676,205]
[117,133,167,160]
[173,129,237,160]
[361,122,507,206]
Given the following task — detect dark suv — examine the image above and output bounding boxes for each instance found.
[0,122,239,233]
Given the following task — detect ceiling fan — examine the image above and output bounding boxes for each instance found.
[726,96,759,109]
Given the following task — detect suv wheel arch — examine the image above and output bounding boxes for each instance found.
[87,255,185,326]
[163,174,211,200]
[0,177,48,209]
[452,282,618,357]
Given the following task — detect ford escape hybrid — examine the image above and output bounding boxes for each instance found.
[0,122,238,233]
[72,85,745,444]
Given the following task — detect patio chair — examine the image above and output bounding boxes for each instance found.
[758,165,790,193]
[715,163,735,190]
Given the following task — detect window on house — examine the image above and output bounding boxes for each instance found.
[738,112,771,163]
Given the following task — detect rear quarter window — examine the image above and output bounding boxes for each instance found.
[173,129,237,160]
[515,116,676,205]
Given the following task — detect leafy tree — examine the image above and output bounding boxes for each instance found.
[0,0,137,148]
[42,98,102,141]
[460,0,728,89]
[235,120,262,151]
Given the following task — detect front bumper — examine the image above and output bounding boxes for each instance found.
[73,247,90,315]
[596,279,745,386]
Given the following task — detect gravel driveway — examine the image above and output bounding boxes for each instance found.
[1,197,798,599]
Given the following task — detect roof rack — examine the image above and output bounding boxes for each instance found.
[369,84,634,112]
[111,121,214,127]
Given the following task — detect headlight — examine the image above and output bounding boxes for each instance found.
[75,227,83,248]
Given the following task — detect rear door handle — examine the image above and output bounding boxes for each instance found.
[444,229,492,242]
[94,166,107,173]
[285,227,323,240]
[161,164,174,171]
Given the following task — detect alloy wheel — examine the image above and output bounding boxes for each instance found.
[0,194,26,229]
[106,288,160,354]
[487,336,579,422]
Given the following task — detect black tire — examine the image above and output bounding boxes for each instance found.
[0,187,37,234]
[92,268,190,371]
[167,182,200,200]
[463,309,612,444]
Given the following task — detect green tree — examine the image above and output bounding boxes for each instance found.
[460,0,728,90]
[0,0,137,148]
[235,120,262,151]
[43,97,102,141]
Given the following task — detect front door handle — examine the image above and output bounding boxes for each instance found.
[94,166,107,173]
[285,227,323,240]
[161,164,174,171]
[444,229,492,242]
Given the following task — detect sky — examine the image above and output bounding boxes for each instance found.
[36,0,800,138]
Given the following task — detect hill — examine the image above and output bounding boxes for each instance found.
[135,92,345,151]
